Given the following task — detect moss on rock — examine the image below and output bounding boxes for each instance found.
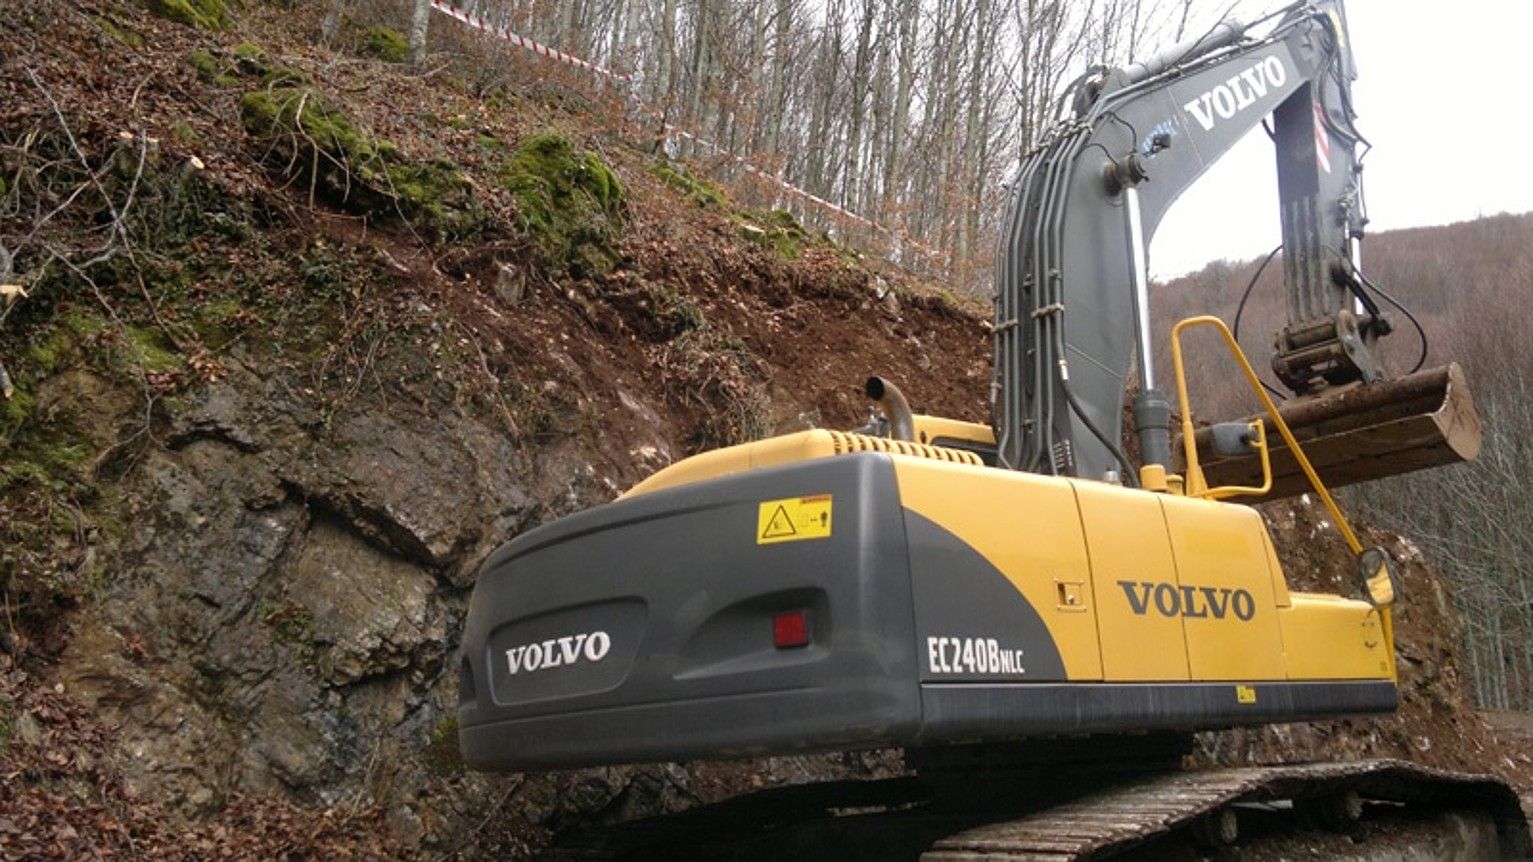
[261,66,307,87]
[358,26,409,63]
[232,43,271,76]
[187,49,238,86]
[736,208,813,259]
[240,88,478,237]
[498,131,625,276]
[139,0,229,30]
[0,389,34,439]
[189,45,285,87]
[651,160,726,208]
[241,87,378,167]
[91,15,147,48]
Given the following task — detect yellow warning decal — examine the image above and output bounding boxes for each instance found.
[1235,684,1257,704]
[757,495,833,545]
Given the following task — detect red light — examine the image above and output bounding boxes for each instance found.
[773,610,810,649]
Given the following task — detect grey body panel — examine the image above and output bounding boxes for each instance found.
[906,510,1065,682]
[458,454,1395,771]
[459,454,923,771]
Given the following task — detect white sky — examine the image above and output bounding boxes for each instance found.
[1149,0,1533,278]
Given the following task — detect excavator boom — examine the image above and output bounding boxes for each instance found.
[994,0,1477,487]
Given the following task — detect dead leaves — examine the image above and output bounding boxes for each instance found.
[0,654,416,861]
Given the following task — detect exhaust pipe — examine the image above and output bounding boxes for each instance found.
[866,376,916,442]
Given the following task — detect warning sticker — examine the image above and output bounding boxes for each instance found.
[756,495,833,545]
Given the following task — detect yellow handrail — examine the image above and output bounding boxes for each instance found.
[1168,315,1362,556]
[1169,315,1393,679]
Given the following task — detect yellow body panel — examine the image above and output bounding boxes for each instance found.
[1280,594,1391,679]
[888,453,1389,685]
[1159,496,1288,680]
[1075,482,1191,681]
[623,429,980,499]
[624,425,1392,688]
[892,457,1104,680]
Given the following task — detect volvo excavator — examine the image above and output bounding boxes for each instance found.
[458,2,1524,857]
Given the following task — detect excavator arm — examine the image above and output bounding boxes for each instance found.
[995,1,1407,483]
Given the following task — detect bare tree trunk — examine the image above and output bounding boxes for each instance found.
[955,0,991,267]
[841,0,878,210]
[322,0,346,43]
[409,0,432,66]
[686,0,713,147]
[805,7,843,197]
[882,0,917,219]
[763,0,793,159]
[659,0,678,110]
[912,0,951,236]
[862,2,892,219]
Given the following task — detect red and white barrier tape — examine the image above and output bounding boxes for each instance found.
[429,1,944,264]
[429,1,633,84]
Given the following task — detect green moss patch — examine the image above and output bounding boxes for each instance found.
[736,208,815,259]
[125,325,181,372]
[651,160,725,208]
[139,0,229,30]
[357,26,409,63]
[189,45,288,87]
[91,15,147,48]
[187,49,238,86]
[422,714,463,775]
[232,43,272,75]
[498,131,625,276]
[240,88,479,237]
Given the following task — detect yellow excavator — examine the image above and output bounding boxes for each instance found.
[456,2,1521,857]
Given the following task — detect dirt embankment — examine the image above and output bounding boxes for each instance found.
[0,1,1526,859]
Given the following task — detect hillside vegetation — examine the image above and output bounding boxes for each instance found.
[1,1,1530,858]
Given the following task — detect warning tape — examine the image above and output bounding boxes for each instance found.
[428,1,632,84]
[428,1,944,264]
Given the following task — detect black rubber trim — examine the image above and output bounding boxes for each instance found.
[915,680,1397,744]
[929,437,999,467]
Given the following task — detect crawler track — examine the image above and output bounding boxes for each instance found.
[541,759,1531,861]
[924,759,1530,860]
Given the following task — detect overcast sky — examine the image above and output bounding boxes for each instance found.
[1149,0,1533,278]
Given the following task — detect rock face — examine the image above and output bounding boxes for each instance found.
[55,363,537,825]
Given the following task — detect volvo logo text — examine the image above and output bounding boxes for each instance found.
[1182,55,1288,131]
[1117,581,1257,621]
[505,631,612,675]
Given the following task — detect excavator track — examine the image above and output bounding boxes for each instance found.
[924,759,1530,860]
[540,759,1531,861]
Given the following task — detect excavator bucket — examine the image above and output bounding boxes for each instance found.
[1185,363,1480,504]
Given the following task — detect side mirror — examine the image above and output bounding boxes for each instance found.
[1356,547,1398,608]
